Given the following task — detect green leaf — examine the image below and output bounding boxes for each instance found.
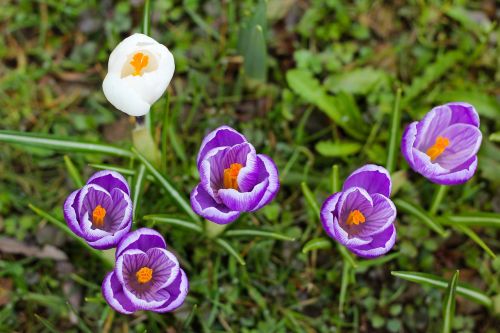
[357,252,400,269]
[132,148,200,223]
[402,51,463,106]
[453,224,496,259]
[490,132,500,142]
[315,141,362,157]
[300,182,320,219]
[0,130,133,158]
[324,67,388,95]
[143,215,203,233]
[34,314,61,333]
[286,69,366,139]
[90,164,136,176]
[386,88,402,173]
[332,164,340,193]
[244,25,268,82]
[394,199,448,237]
[28,204,113,268]
[442,213,500,228]
[442,270,460,333]
[224,229,295,241]
[63,155,83,188]
[214,238,245,266]
[302,237,332,253]
[132,164,146,221]
[391,271,492,308]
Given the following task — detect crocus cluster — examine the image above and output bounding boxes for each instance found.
[63,171,188,314]
[321,165,397,258]
[401,102,482,185]
[190,126,280,224]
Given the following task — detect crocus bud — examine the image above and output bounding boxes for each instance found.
[103,33,175,116]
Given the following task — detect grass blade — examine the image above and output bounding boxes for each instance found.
[28,204,113,268]
[301,182,320,219]
[429,185,448,216]
[332,164,340,193]
[443,213,500,228]
[337,262,351,332]
[357,252,400,269]
[214,238,245,265]
[302,237,332,253]
[442,270,459,333]
[143,215,203,233]
[90,164,136,176]
[386,88,402,174]
[391,271,492,308]
[224,229,295,241]
[34,314,60,333]
[453,224,496,258]
[132,148,200,223]
[132,164,146,221]
[395,199,448,237]
[63,155,83,188]
[0,130,133,158]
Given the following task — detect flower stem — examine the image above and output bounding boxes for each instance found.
[205,220,228,239]
[386,88,402,174]
[332,164,340,193]
[141,0,153,133]
[429,184,448,216]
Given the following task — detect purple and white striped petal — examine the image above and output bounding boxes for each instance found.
[190,184,240,224]
[250,154,280,211]
[349,224,397,259]
[102,271,138,315]
[116,228,167,258]
[197,126,248,168]
[155,269,189,313]
[342,164,392,197]
[87,170,130,195]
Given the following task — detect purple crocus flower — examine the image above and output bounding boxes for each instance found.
[102,228,189,314]
[190,126,280,224]
[320,165,397,259]
[63,170,132,249]
[401,102,482,185]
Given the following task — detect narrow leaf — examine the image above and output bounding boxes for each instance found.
[34,314,60,333]
[395,199,448,237]
[386,88,402,173]
[357,252,400,269]
[132,164,146,221]
[391,271,492,308]
[63,155,83,188]
[332,164,340,193]
[301,182,320,219]
[225,229,295,241]
[453,224,496,258]
[90,164,136,176]
[442,270,459,333]
[302,237,332,253]
[490,132,500,142]
[132,148,200,223]
[143,215,203,233]
[315,141,362,157]
[215,238,245,266]
[0,130,133,158]
[443,213,500,228]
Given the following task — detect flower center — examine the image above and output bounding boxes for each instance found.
[136,267,153,284]
[92,205,106,228]
[426,136,450,161]
[346,210,366,226]
[130,52,149,76]
[223,163,243,190]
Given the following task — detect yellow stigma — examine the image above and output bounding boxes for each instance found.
[223,163,243,190]
[130,52,149,76]
[426,136,450,161]
[136,267,153,284]
[92,205,106,228]
[346,210,366,226]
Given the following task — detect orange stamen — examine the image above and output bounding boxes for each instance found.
[426,136,450,161]
[130,52,149,76]
[136,267,153,284]
[92,205,106,228]
[346,210,366,226]
[223,163,243,190]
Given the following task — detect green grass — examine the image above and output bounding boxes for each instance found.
[0,1,499,332]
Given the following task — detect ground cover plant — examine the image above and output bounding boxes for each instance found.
[1,0,500,332]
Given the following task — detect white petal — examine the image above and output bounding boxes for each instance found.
[102,73,151,116]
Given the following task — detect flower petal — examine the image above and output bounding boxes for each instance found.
[435,123,482,170]
[447,102,480,128]
[146,248,180,290]
[63,189,84,237]
[320,192,342,240]
[360,194,396,237]
[103,72,151,116]
[87,225,131,250]
[87,170,130,195]
[249,154,280,211]
[154,269,189,313]
[414,104,452,150]
[218,178,269,212]
[116,228,167,258]
[197,126,248,167]
[102,271,138,315]
[349,224,396,259]
[428,156,478,185]
[342,164,392,197]
[401,121,418,166]
[190,184,240,224]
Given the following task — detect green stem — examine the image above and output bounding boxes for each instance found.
[429,185,448,216]
[142,0,153,134]
[386,88,402,174]
[337,262,351,332]
[205,220,228,239]
[332,164,340,193]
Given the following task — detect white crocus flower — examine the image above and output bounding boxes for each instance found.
[103,33,175,116]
